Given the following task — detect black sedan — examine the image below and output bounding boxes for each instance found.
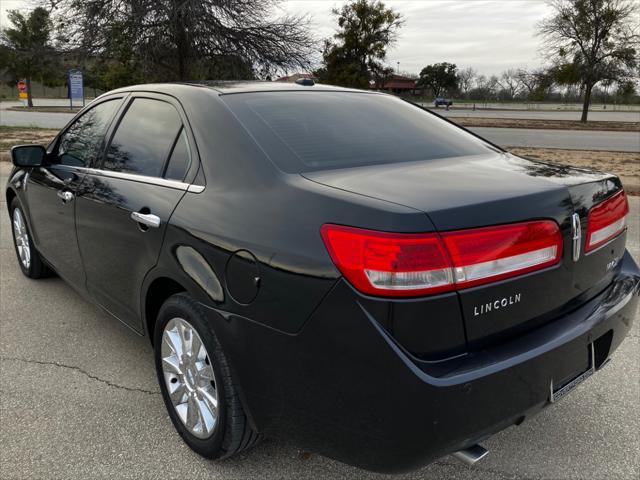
[6,81,639,473]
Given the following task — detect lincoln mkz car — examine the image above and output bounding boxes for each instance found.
[7,81,639,473]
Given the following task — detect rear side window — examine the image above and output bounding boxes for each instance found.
[104,98,183,177]
[57,99,121,167]
[164,128,191,181]
[222,92,492,173]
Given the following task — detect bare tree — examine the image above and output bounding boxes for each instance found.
[50,0,315,81]
[539,0,639,122]
[457,67,477,98]
[498,68,523,99]
[517,68,556,100]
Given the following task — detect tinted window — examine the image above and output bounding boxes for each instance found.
[57,99,121,167]
[223,92,492,173]
[104,98,182,177]
[164,129,191,181]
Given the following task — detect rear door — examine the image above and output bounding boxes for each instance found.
[25,97,124,288]
[75,93,198,331]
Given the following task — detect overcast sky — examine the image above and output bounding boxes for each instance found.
[1,0,555,75]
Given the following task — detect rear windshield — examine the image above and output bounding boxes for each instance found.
[222,91,493,173]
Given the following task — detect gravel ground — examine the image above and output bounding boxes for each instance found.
[0,163,638,480]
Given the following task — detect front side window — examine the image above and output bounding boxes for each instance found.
[104,98,183,177]
[57,99,121,167]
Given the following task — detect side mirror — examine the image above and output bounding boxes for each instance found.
[11,145,46,168]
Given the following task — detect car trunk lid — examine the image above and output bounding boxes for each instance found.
[304,152,626,349]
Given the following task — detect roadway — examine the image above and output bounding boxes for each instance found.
[471,126,640,152]
[2,100,639,152]
[1,163,639,480]
[428,106,640,123]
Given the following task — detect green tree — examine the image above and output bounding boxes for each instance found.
[539,0,639,122]
[615,80,636,103]
[316,0,404,89]
[417,62,458,99]
[1,7,60,107]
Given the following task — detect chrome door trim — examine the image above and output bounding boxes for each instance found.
[51,165,205,193]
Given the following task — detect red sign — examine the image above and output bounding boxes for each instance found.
[17,80,27,92]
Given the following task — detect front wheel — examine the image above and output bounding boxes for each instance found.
[10,198,49,279]
[154,293,260,459]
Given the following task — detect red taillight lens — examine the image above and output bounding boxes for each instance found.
[320,225,454,297]
[585,190,629,253]
[441,221,563,288]
[321,220,563,297]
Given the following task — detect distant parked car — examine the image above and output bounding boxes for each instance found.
[434,97,453,107]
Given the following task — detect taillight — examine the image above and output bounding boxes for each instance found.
[319,225,454,297]
[441,221,563,288]
[321,220,562,297]
[585,190,629,253]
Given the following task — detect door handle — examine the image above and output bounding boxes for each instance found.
[57,190,74,203]
[130,211,161,228]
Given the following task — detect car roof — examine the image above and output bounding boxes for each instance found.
[107,81,370,96]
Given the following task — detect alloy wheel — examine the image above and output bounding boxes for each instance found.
[161,317,219,439]
[12,208,31,270]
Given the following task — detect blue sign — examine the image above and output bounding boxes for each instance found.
[68,69,84,106]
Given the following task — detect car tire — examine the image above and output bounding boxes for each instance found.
[10,198,50,279]
[154,293,261,460]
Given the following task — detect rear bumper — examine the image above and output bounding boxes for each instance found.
[203,250,639,473]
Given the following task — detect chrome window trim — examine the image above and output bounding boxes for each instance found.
[52,164,205,193]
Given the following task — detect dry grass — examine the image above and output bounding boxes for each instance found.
[0,127,57,162]
[508,147,640,195]
[450,117,640,132]
[7,106,82,114]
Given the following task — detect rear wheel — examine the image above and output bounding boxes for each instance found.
[10,198,49,279]
[154,293,261,459]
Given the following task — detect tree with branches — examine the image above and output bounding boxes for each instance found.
[417,62,458,99]
[315,0,404,89]
[498,69,523,99]
[457,67,477,98]
[539,0,638,122]
[1,7,60,106]
[49,0,315,82]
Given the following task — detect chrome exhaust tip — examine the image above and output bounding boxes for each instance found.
[451,444,489,466]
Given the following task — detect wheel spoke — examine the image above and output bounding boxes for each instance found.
[164,329,183,357]
[175,402,188,425]
[198,385,218,411]
[162,354,182,375]
[197,398,216,434]
[179,322,193,357]
[186,395,199,431]
[190,332,203,359]
[195,361,215,381]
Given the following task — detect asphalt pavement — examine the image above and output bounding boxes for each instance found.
[429,106,640,123]
[2,100,639,152]
[0,163,639,479]
[471,126,640,152]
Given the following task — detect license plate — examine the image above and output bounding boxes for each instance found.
[549,343,596,403]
